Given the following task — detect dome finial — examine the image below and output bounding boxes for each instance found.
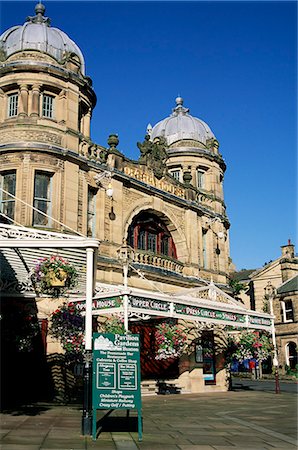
[26,2,50,25]
[35,2,46,19]
[173,96,189,115]
[175,96,183,106]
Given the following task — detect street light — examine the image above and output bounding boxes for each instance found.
[117,240,134,332]
[264,281,281,394]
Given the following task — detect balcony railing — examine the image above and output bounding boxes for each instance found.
[133,250,184,275]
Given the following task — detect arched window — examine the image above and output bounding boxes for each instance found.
[286,342,297,370]
[128,212,177,259]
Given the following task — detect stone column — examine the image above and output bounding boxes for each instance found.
[19,84,29,116]
[84,108,91,138]
[30,84,41,117]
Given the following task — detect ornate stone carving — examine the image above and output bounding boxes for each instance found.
[137,135,168,180]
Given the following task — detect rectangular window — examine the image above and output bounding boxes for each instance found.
[161,235,169,255]
[87,187,96,237]
[42,94,54,118]
[197,170,205,189]
[282,300,294,322]
[0,171,16,221]
[8,93,18,117]
[202,230,208,268]
[33,171,52,226]
[169,169,182,182]
[138,230,146,250]
[147,232,157,252]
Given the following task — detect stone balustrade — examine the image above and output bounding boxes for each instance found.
[133,250,184,274]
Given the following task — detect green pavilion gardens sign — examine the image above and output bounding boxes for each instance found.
[92,333,142,441]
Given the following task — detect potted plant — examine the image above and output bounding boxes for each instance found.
[155,321,187,360]
[31,255,78,294]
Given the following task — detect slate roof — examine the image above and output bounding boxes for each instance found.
[277,275,298,295]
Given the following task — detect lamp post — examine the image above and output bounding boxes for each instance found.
[264,281,281,394]
[117,240,134,332]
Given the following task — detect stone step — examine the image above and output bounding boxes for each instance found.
[141,380,158,396]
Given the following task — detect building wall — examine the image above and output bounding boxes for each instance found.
[0,7,235,398]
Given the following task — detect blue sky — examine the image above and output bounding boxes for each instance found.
[1,1,297,270]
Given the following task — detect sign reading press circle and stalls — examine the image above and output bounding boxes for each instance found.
[92,333,142,441]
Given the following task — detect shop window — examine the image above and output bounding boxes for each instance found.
[8,93,18,117]
[87,187,96,237]
[281,299,294,322]
[0,171,16,221]
[128,211,177,259]
[42,94,54,118]
[33,171,52,226]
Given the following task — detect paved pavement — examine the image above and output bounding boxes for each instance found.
[1,388,297,449]
[232,377,298,394]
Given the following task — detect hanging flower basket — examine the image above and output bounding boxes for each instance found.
[31,255,78,295]
[49,302,84,364]
[98,315,127,335]
[155,322,187,360]
[47,268,68,287]
[226,330,273,365]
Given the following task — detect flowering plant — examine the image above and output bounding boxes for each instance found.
[98,315,126,334]
[32,255,77,294]
[227,331,273,363]
[49,302,84,363]
[16,314,40,352]
[155,321,187,360]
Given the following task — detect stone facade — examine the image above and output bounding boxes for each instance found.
[232,242,298,374]
[0,3,237,399]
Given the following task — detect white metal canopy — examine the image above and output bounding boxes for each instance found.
[74,281,273,332]
[0,223,274,356]
[0,223,99,350]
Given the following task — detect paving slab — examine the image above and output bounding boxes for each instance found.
[0,389,297,449]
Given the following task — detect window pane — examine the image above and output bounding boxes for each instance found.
[33,172,51,226]
[8,94,18,117]
[0,171,16,220]
[285,300,294,321]
[42,94,54,118]
[161,236,169,255]
[34,172,51,199]
[170,170,181,182]
[197,170,205,189]
[138,230,146,250]
[33,200,49,225]
[87,188,96,236]
[148,233,157,252]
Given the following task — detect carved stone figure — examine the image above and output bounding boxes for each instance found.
[137,135,168,179]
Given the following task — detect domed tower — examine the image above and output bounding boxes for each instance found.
[150,97,226,217]
[149,97,230,280]
[0,3,97,231]
[0,2,96,152]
